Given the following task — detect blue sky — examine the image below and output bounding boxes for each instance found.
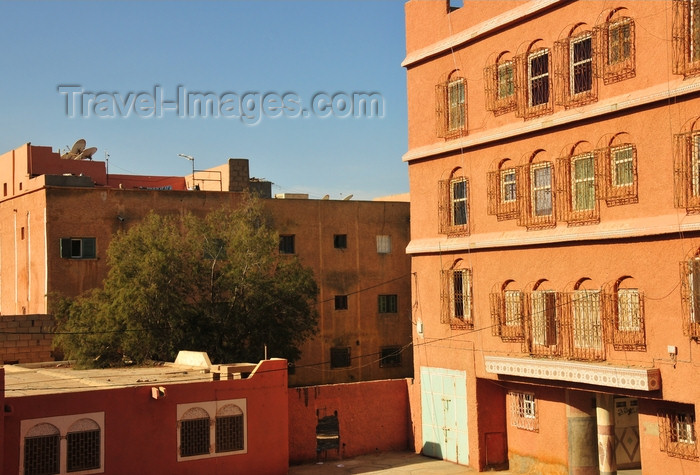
[0,1,408,200]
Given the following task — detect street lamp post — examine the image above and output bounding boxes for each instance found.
[178,153,195,189]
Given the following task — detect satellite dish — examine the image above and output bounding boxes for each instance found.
[322,194,330,200]
[77,147,98,160]
[343,194,354,201]
[70,139,86,154]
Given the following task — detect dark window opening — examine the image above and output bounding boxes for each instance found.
[334,295,348,310]
[380,346,402,367]
[333,234,347,249]
[279,235,295,254]
[378,294,398,313]
[330,347,351,368]
[60,238,97,259]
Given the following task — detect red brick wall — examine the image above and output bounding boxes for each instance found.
[288,379,411,464]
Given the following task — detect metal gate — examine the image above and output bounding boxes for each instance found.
[420,367,468,464]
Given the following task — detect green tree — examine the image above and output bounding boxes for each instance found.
[53,198,319,368]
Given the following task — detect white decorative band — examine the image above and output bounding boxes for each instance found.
[484,356,661,391]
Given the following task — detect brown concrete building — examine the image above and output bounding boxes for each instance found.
[404,1,700,473]
[0,143,412,386]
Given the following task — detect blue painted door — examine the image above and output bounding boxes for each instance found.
[420,367,468,465]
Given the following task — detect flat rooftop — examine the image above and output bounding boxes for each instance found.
[3,354,262,397]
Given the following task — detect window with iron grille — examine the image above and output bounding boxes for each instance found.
[215,405,244,453]
[659,405,698,460]
[487,166,518,221]
[177,400,246,461]
[484,58,516,115]
[441,268,473,328]
[379,346,402,367]
[617,289,641,331]
[571,34,593,95]
[602,143,638,206]
[378,294,398,314]
[597,15,635,84]
[333,234,347,249]
[681,257,700,338]
[334,295,348,310]
[451,179,469,226]
[531,290,558,347]
[491,289,525,342]
[60,238,97,259]
[572,290,603,351]
[558,152,600,225]
[66,419,101,473]
[436,76,468,139]
[279,234,295,254]
[674,131,700,212]
[673,0,700,77]
[376,235,392,254]
[330,347,351,368]
[531,163,553,218]
[438,177,470,235]
[180,414,210,457]
[572,153,596,211]
[24,425,60,475]
[509,391,538,431]
[554,30,597,107]
[528,50,550,107]
[21,413,104,475]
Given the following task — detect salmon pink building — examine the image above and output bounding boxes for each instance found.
[403,0,700,473]
[0,143,412,386]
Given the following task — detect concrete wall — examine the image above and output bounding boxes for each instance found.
[2,359,289,475]
[288,379,411,464]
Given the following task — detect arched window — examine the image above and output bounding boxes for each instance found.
[179,407,211,457]
[490,280,524,341]
[514,40,554,119]
[66,418,101,472]
[554,23,597,107]
[529,279,559,356]
[606,276,646,351]
[672,0,700,77]
[673,117,700,213]
[595,7,636,83]
[484,52,516,115]
[441,259,473,329]
[438,167,469,235]
[436,70,468,139]
[517,150,556,229]
[487,158,518,221]
[556,141,600,225]
[24,423,60,475]
[216,405,245,453]
[599,132,638,206]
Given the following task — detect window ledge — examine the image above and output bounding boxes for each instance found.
[407,212,700,255]
[484,355,660,391]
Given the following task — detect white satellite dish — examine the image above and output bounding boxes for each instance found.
[77,147,98,160]
[70,139,86,154]
[343,194,354,201]
[322,194,330,200]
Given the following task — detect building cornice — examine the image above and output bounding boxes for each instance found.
[484,356,661,391]
[403,79,700,163]
[401,0,563,68]
[406,213,700,255]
